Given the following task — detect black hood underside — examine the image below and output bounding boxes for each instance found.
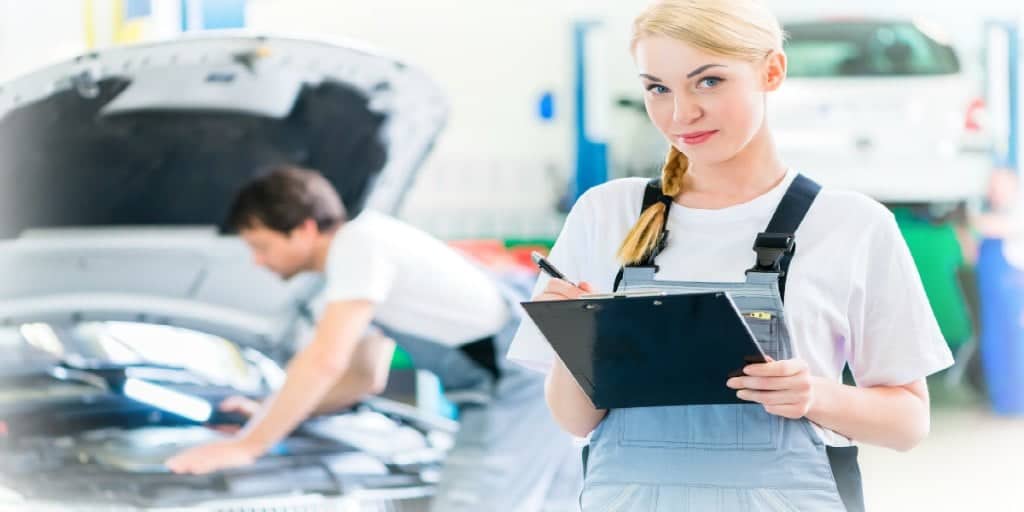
[0,77,387,238]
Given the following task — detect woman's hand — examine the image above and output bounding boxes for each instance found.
[535,278,607,437]
[727,358,817,419]
[729,358,933,451]
[536,278,593,301]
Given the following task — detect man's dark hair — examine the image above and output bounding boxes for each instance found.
[226,164,347,234]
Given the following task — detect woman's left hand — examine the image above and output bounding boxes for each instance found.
[726,358,817,419]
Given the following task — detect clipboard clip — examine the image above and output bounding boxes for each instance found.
[580,290,668,300]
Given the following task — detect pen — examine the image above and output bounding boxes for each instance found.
[531,251,577,287]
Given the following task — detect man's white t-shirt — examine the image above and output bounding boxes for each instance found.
[323,210,510,346]
[507,169,954,446]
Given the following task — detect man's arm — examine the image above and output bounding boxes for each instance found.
[205,332,396,434]
[166,299,377,474]
[312,332,395,415]
[238,299,377,451]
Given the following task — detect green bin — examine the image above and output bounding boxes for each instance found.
[891,207,973,350]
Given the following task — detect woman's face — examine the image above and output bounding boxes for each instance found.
[633,35,785,166]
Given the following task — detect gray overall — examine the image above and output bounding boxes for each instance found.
[579,175,864,511]
[376,273,583,512]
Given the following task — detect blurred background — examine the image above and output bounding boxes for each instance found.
[1,1,1023,511]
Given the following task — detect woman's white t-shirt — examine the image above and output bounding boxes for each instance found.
[507,169,954,446]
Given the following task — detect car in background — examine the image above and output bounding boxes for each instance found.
[614,17,991,217]
[769,17,991,214]
[0,33,454,511]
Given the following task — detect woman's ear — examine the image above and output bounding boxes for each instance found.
[762,50,787,92]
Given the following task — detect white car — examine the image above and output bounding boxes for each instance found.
[0,33,452,511]
[769,18,991,209]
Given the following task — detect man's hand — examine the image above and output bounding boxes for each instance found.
[166,300,379,476]
[219,395,261,417]
[210,396,262,434]
[726,358,816,419]
[165,437,263,475]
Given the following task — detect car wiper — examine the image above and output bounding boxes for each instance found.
[46,362,215,423]
[58,361,213,386]
[48,366,110,392]
[2,362,212,399]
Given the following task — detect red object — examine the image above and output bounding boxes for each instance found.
[507,246,548,273]
[965,98,985,132]
[0,420,8,436]
[448,239,507,266]
[448,239,546,275]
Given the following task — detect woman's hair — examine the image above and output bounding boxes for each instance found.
[617,0,785,265]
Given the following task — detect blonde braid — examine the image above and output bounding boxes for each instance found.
[616,147,689,265]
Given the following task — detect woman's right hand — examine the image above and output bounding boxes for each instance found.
[535,279,593,301]
[534,278,607,438]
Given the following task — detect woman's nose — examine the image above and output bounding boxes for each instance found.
[672,94,702,124]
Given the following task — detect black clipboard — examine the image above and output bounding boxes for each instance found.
[521,291,766,409]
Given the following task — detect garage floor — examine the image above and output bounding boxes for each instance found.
[860,377,1021,511]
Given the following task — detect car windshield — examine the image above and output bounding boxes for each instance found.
[784,20,960,77]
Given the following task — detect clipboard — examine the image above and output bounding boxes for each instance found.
[521,291,767,409]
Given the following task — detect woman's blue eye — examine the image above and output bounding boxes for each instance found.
[646,84,669,95]
[698,77,723,88]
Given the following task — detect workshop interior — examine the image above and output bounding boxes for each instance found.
[1,1,1024,511]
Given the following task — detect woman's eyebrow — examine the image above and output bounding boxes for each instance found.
[639,64,727,82]
[686,64,726,78]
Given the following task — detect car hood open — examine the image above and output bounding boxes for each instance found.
[0,33,449,356]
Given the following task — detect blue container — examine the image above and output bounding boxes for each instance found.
[977,238,1024,414]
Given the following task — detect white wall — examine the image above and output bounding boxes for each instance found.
[246,0,608,240]
[0,0,87,81]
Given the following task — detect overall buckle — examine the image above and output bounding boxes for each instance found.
[747,232,794,274]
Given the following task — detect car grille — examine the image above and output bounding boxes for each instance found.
[5,489,434,512]
[204,497,431,512]
[204,492,432,512]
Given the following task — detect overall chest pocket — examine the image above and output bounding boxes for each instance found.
[742,311,782,360]
[618,404,781,451]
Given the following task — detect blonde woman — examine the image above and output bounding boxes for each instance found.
[509,1,953,510]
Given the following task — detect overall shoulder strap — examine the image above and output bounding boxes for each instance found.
[642,178,666,212]
[613,178,671,291]
[746,174,822,301]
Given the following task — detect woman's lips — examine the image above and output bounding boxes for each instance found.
[678,130,719,145]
